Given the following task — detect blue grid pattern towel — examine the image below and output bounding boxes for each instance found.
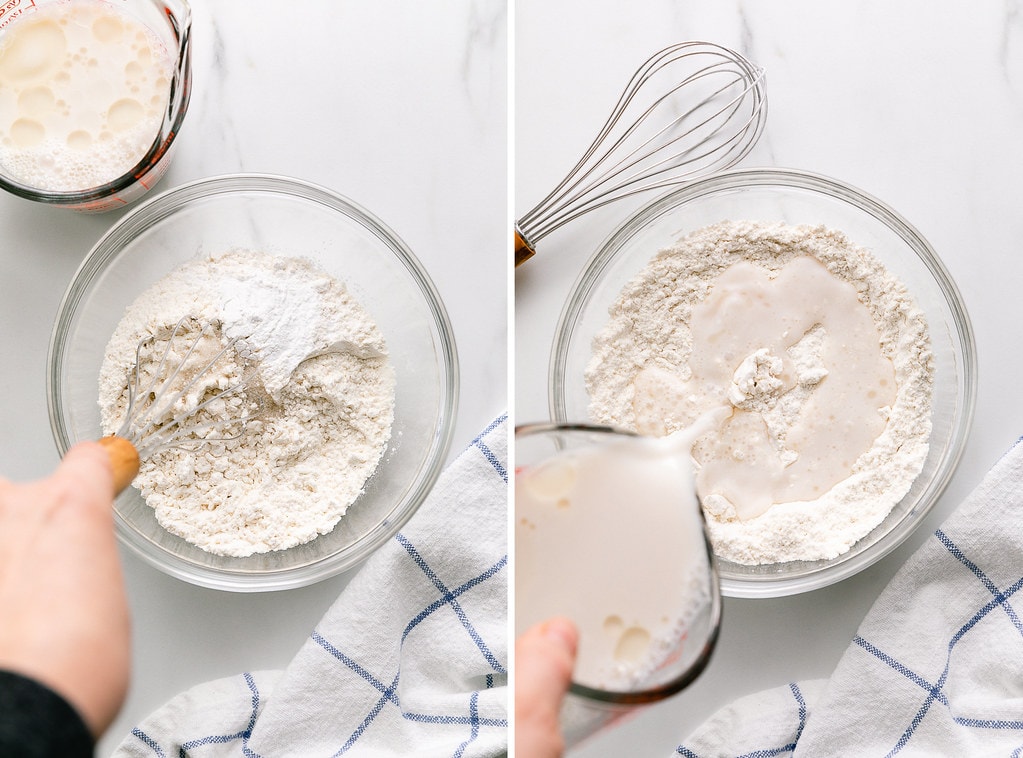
[115,415,508,757]
[677,437,1023,757]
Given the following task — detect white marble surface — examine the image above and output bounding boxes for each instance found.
[6,0,1023,754]
[0,1,506,755]
[516,1,1023,755]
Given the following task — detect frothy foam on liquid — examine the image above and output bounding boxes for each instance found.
[0,1,174,192]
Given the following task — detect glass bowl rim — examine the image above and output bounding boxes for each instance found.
[548,166,977,598]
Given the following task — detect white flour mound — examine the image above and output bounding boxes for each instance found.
[98,249,395,557]
[585,221,934,565]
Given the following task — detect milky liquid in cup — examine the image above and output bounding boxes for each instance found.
[515,432,711,691]
[0,0,175,192]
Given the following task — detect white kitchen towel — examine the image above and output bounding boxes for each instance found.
[115,414,509,757]
[676,436,1023,757]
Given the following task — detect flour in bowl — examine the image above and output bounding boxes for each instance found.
[586,221,933,565]
[98,249,395,557]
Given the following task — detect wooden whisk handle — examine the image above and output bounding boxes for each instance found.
[97,436,141,496]
[514,228,536,267]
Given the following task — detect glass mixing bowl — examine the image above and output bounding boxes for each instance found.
[48,174,459,591]
[550,167,976,598]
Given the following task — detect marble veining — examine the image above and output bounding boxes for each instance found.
[0,3,505,756]
[517,1,1023,754]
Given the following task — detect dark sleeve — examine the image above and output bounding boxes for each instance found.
[0,669,93,757]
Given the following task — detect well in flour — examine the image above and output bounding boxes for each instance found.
[98,249,395,557]
[585,220,933,565]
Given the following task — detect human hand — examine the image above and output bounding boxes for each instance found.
[0,442,130,738]
[515,617,579,758]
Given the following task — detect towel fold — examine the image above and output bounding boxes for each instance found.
[677,437,1023,756]
[116,414,509,757]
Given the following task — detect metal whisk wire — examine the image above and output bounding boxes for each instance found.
[515,41,767,265]
[116,316,263,460]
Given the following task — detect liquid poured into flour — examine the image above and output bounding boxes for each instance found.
[585,220,933,565]
[633,256,896,521]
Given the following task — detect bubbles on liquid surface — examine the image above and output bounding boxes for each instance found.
[92,15,124,43]
[10,118,44,147]
[107,98,144,131]
[67,130,92,150]
[603,615,624,634]
[523,458,577,502]
[0,0,176,191]
[603,614,652,664]
[18,86,56,116]
[614,626,652,664]
[0,20,67,84]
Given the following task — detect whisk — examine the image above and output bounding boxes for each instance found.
[98,317,265,494]
[515,41,767,266]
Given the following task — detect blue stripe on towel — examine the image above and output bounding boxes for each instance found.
[936,529,1023,634]
[130,727,165,757]
[849,528,1023,755]
[452,692,481,758]
[469,413,508,482]
[676,682,808,758]
[310,533,508,752]
[396,533,508,674]
[178,672,263,758]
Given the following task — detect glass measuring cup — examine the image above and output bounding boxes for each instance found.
[0,0,191,211]
[515,423,722,748]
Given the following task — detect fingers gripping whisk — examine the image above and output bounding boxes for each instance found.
[515,41,767,265]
